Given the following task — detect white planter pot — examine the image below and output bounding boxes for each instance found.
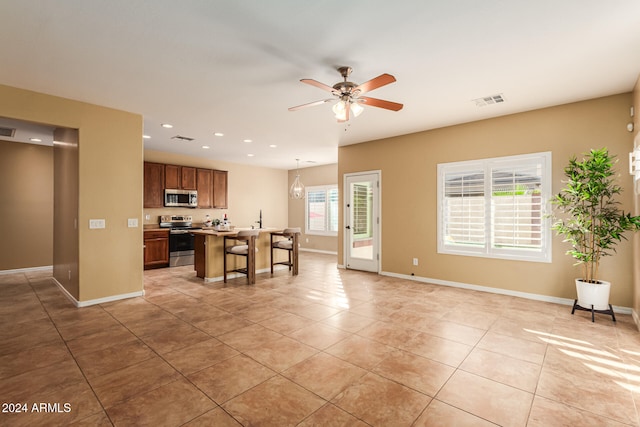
[575,279,611,311]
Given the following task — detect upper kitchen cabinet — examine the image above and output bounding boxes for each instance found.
[165,164,196,190]
[196,168,213,209]
[213,169,228,209]
[144,162,165,208]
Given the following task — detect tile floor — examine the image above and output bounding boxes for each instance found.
[1,252,640,426]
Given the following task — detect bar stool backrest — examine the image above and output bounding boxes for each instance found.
[236,229,260,238]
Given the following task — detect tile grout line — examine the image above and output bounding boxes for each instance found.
[27,274,116,427]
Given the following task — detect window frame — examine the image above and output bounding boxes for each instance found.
[305,184,339,236]
[437,151,552,263]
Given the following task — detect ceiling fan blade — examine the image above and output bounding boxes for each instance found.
[300,79,338,93]
[359,96,403,111]
[354,73,396,94]
[288,99,332,111]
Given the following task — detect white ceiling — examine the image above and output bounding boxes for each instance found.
[1,1,640,170]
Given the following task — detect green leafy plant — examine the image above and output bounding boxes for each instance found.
[551,148,640,283]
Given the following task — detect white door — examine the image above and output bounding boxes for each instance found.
[344,172,380,272]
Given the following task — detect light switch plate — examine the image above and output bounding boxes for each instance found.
[89,219,106,229]
[128,218,138,228]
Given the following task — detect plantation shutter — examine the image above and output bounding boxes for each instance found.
[442,167,486,249]
[307,189,326,232]
[328,188,339,232]
[490,158,544,252]
[437,152,551,263]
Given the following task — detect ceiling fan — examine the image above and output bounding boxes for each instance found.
[289,66,403,122]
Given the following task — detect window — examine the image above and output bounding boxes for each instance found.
[437,152,551,262]
[352,183,372,237]
[306,185,339,236]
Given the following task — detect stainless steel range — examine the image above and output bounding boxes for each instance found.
[159,215,201,267]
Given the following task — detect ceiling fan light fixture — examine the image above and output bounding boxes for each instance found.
[350,101,364,117]
[332,100,347,120]
[290,66,402,121]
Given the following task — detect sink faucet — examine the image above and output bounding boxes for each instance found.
[255,209,263,228]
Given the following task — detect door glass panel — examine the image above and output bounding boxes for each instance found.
[349,180,373,261]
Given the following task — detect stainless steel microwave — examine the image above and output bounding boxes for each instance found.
[164,189,197,208]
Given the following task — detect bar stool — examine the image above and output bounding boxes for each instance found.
[270,227,301,275]
[223,229,260,284]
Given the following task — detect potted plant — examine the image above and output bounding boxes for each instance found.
[551,148,640,316]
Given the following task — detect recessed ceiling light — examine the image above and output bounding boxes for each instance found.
[161,123,173,128]
[247,153,255,157]
[243,139,252,143]
[213,132,224,137]
[202,145,210,149]
[143,135,151,139]
[269,144,277,148]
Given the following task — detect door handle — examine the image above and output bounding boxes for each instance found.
[345,225,351,229]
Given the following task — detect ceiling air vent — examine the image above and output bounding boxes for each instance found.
[0,126,16,138]
[473,94,505,107]
[171,135,195,142]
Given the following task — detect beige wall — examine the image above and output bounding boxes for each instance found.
[144,150,288,229]
[339,93,637,307]
[53,128,79,298]
[0,140,53,270]
[287,163,338,253]
[0,84,143,302]
[632,76,640,320]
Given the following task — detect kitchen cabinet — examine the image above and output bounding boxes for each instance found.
[144,162,165,208]
[165,165,197,190]
[144,229,169,269]
[196,168,213,209]
[213,169,228,209]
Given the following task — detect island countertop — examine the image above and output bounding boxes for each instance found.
[191,227,282,237]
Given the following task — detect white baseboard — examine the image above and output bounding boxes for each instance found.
[299,248,338,255]
[52,277,144,308]
[380,271,633,315]
[0,265,53,275]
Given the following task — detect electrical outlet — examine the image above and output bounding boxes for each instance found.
[89,219,106,229]
[412,258,419,266]
[128,218,138,228]
[145,214,151,221]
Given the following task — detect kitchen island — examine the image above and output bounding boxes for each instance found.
[191,228,287,281]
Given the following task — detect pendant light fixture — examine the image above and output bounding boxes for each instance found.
[289,159,305,199]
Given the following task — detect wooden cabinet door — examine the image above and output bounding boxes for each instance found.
[213,170,228,209]
[144,230,169,269]
[144,162,165,208]
[181,167,197,190]
[165,164,180,189]
[166,164,196,189]
[196,168,213,208]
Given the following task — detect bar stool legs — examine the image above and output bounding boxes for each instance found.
[270,228,300,276]
[224,230,259,284]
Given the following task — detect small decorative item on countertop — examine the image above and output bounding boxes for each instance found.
[204,214,212,227]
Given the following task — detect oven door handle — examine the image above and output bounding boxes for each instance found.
[170,230,190,234]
